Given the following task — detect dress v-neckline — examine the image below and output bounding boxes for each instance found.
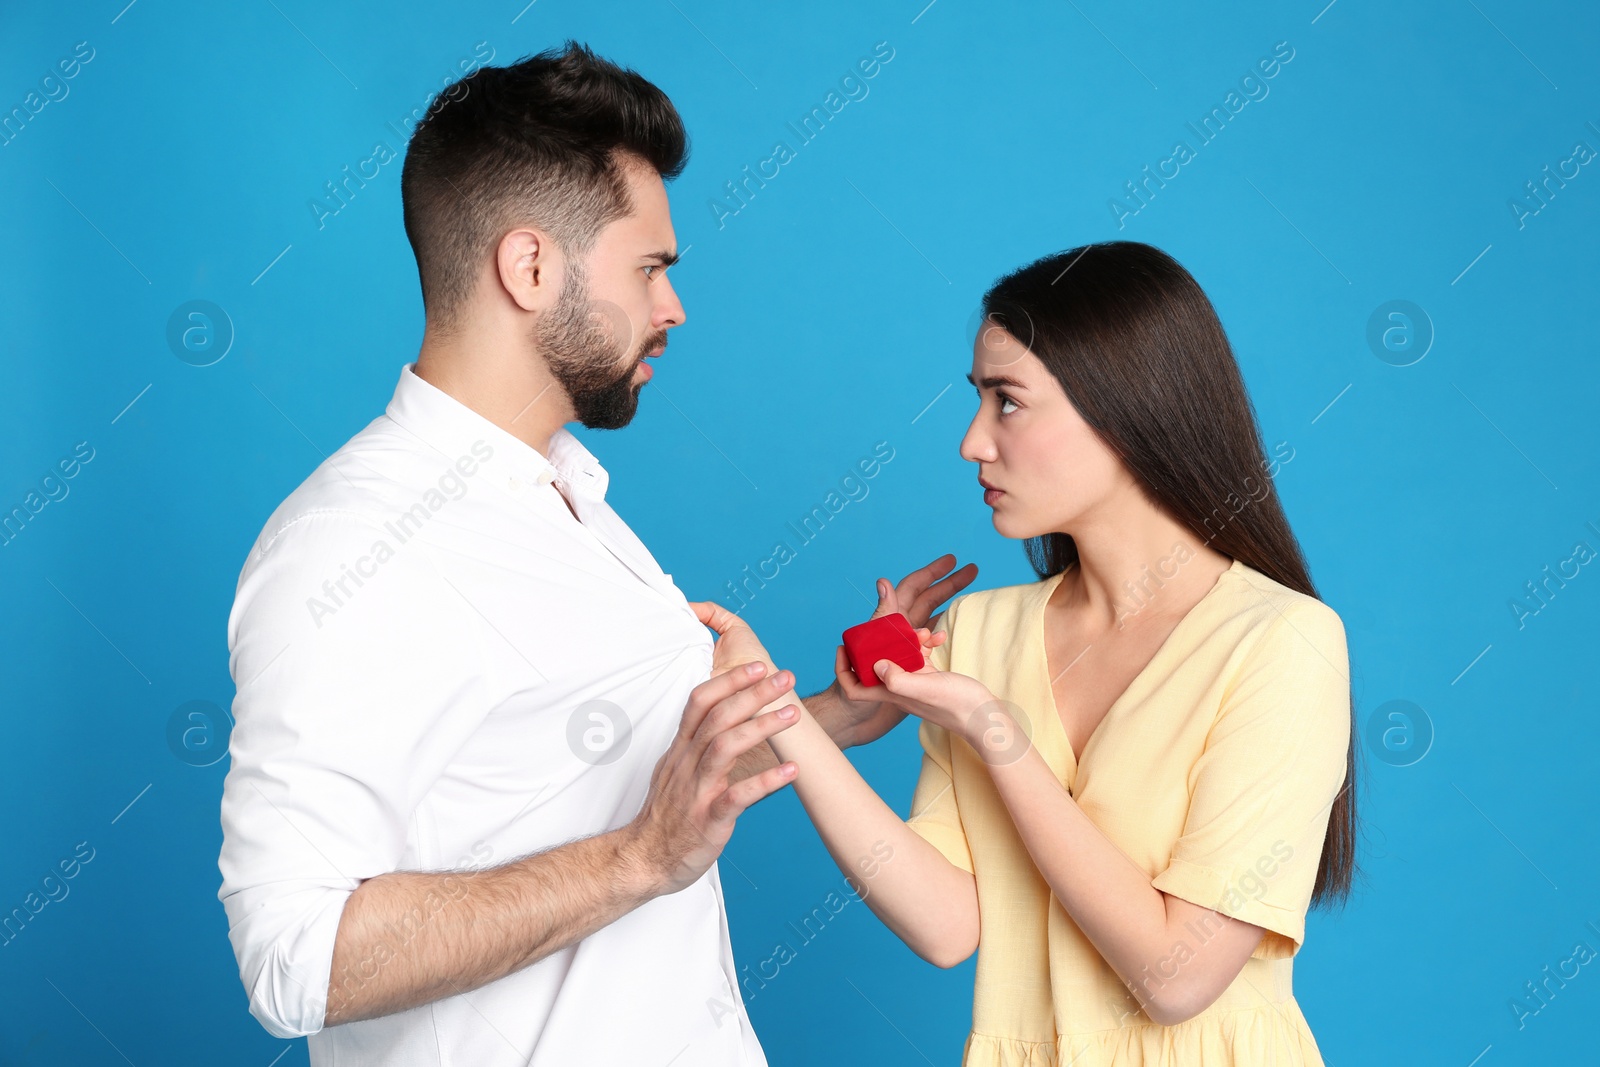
[1033,557,1243,773]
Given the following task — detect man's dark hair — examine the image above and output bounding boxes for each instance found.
[401,40,689,333]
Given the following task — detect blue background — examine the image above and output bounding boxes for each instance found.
[3,0,1598,1063]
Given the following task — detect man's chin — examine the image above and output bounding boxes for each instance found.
[575,384,644,430]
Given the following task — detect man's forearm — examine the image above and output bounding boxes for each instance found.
[324,825,658,1027]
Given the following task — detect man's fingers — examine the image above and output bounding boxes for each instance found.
[901,553,956,599]
[870,578,900,619]
[693,668,793,751]
[680,661,773,741]
[910,561,979,623]
[711,761,798,825]
[886,559,941,619]
[700,704,799,778]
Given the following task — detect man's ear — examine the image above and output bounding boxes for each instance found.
[497,227,561,314]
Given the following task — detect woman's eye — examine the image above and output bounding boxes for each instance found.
[997,393,1019,415]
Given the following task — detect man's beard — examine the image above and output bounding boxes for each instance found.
[536,259,665,431]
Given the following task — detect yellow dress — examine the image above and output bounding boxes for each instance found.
[906,557,1349,1066]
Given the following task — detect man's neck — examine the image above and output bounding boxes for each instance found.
[414,331,568,458]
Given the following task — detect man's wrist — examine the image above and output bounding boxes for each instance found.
[808,682,855,749]
[609,821,667,903]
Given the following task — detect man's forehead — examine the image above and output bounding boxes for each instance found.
[611,166,675,245]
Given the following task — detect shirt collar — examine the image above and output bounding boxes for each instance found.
[385,362,611,501]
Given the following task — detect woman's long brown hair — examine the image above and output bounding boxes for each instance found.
[980,240,1360,911]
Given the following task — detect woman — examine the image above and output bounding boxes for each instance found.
[711,240,1358,1065]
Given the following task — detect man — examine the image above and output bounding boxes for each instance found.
[218,40,973,1067]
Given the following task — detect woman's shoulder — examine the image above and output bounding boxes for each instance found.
[1222,560,1347,661]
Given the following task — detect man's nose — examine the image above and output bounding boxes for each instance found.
[656,275,686,329]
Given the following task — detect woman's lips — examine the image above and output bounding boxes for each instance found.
[983,485,1004,505]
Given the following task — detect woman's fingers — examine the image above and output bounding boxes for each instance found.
[835,643,875,700]
[869,658,920,714]
[689,599,740,634]
[874,656,940,699]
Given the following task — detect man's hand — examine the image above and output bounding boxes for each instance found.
[324,659,798,1027]
[624,662,800,895]
[880,552,978,630]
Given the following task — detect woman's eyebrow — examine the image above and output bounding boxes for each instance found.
[966,372,1029,390]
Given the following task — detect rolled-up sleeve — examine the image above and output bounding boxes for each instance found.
[1150,601,1351,960]
[217,509,488,1037]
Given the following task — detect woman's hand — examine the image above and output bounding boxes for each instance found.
[829,628,943,749]
[688,600,775,678]
[826,551,974,749]
[869,657,1033,766]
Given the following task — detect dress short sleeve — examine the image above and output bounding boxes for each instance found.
[906,720,974,874]
[903,606,973,873]
[1149,601,1350,960]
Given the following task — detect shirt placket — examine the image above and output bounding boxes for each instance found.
[521,465,684,609]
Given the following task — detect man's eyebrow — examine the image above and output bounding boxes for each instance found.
[643,249,680,267]
[966,372,1029,390]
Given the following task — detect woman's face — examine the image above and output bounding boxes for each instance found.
[958,326,1136,540]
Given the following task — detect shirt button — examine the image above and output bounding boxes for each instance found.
[536,468,556,486]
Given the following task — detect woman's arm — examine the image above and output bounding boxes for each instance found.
[866,662,1265,1026]
[685,554,983,963]
[982,741,1265,1024]
[758,667,980,968]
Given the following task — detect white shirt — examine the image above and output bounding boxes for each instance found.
[218,362,768,1067]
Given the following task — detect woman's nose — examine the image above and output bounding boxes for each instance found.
[959,420,990,463]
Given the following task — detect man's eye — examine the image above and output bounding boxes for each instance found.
[642,265,659,279]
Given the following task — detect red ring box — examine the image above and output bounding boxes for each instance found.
[842,612,924,687]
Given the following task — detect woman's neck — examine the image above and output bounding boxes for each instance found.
[1050,518,1233,635]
